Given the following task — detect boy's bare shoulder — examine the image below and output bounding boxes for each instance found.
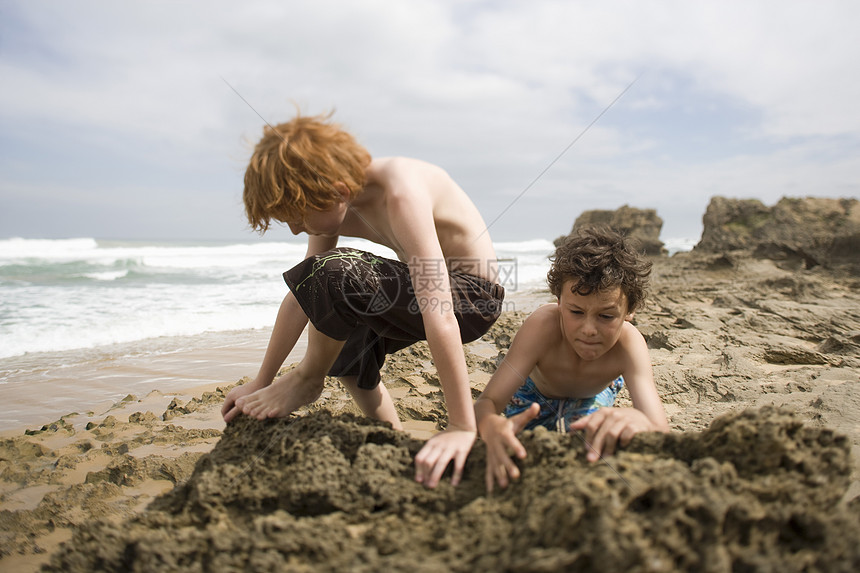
[368,157,457,197]
[522,304,561,332]
[371,156,439,169]
[530,302,559,317]
[620,319,645,339]
[368,156,446,181]
[616,320,648,352]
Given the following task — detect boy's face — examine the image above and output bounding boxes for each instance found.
[557,279,632,362]
[284,200,348,237]
[283,184,350,237]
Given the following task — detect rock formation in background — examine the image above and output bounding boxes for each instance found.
[695,196,860,272]
[554,205,665,255]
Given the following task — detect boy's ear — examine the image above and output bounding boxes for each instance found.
[332,181,351,201]
[625,312,635,322]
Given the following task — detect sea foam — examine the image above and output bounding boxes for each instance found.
[0,236,693,359]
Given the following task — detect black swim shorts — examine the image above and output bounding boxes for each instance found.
[283,247,505,389]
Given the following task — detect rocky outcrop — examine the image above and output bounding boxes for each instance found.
[695,196,860,272]
[555,205,665,255]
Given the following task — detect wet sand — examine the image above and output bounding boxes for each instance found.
[0,328,307,432]
[2,251,859,571]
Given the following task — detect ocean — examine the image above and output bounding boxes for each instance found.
[0,237,562,359]
[0,236,693,429]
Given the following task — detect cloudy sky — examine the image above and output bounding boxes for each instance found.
[1,0,858,243]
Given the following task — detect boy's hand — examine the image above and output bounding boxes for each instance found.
[414,428,476,489]
[569,407,656,462]
[481,403,540,493]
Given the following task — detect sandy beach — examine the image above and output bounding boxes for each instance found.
[1,248,859,571]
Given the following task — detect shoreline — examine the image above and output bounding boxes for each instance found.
[0,287,551,436]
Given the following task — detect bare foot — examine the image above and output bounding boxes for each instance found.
[236,368,324,420]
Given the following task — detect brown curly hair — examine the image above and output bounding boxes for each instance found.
[547,226,652,313]
[243,112,371,233]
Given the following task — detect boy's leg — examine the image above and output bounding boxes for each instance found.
[338,375,403,430]
[237,324,346,420]
[285,248,424,390]
[234,248,411,422]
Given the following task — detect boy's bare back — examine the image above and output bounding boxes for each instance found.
[335,157,497,281]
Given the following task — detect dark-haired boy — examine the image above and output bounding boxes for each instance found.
[475,227,669,492]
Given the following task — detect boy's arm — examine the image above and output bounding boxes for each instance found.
[570,325,669,461]
[252,235,338,381]
[622,327,669,429]
[384,183,478,489]
[475,309,553,422]
[255,234,339,384]
[222,234,337,422]
[475,313,548,491]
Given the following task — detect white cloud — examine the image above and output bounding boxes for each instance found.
[0,0,858,241]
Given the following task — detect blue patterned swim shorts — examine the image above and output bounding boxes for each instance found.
[504,375,624,433]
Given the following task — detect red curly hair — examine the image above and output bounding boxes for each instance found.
[243,112,371,233]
